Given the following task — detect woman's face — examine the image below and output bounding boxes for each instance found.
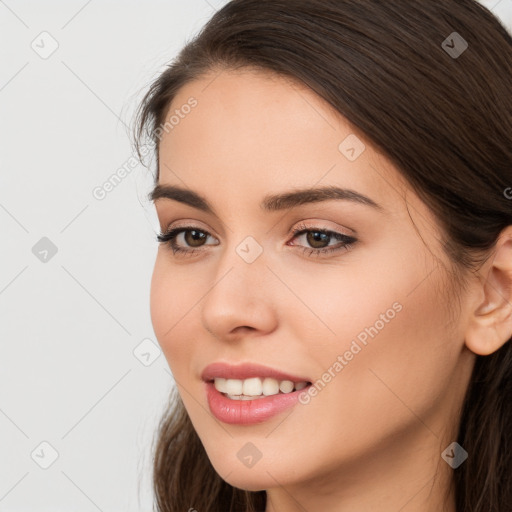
[150,68,475,499]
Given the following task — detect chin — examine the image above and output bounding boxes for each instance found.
[220,471,274,493]
[207,452,298,492]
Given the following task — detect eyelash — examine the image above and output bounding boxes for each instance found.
[156,222,357,258]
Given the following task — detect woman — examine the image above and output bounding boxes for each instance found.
[132,1,512,511]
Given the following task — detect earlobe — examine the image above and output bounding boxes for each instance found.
[465,226,512,356]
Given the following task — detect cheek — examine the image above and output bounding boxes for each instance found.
[286,244,456,426]
[316,271,457,449]
[149,256,199,372]
[280,243,419,362]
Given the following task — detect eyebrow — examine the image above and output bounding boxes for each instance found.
[149,184,383,214]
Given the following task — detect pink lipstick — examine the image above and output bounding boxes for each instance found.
[202,362,312,425]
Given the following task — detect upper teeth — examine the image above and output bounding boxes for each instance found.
[214,377,308,396]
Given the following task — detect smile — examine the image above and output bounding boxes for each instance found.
[205,380,312,424]
[213,377,309,399]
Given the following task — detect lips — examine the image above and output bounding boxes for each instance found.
[201,361,311,384]
[205,381,311,424]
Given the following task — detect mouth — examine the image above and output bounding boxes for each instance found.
[204,379,313,425]
[201,361,313,424]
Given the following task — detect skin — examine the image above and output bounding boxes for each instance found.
[149,67,512,512]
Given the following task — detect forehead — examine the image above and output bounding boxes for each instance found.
[158,68,408,215]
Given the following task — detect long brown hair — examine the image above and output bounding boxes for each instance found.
[132,1,512,510]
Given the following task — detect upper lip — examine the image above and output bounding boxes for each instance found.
[201,362,311,383]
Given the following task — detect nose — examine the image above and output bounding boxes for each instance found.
[201,241,279,342]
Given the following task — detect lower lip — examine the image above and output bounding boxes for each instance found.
[205,381,310,425]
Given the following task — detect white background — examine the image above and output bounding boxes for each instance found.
[1,1,511,510]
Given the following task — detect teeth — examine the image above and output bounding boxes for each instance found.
[213,377,309,398]
[243,377,263,395]
[279,380,294,393]
[226,379,243,395]
[262,377,279,396]
[213,378,228,393]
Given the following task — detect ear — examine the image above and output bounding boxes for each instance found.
[465,225,512,356]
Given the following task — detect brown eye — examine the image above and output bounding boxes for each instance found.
[306,231,330,249]
[288,224,358,257]
[156,226,217,255]
[184,230,208,247]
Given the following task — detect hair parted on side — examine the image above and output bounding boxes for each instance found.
[132,1,512,511]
